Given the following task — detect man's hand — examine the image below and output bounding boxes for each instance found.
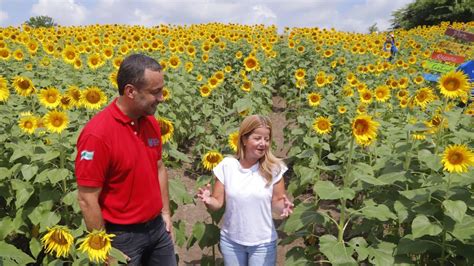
[162,212,174,241]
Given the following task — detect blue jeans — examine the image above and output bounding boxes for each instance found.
[219,234,277,266]
[106,215,176,266]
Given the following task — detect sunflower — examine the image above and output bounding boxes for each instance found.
[315,75,326,87]
[307,92,321,107]
[374,85,391,102]
[44,110,68,133]
[18,115,38,134]
[243,55,258,71]
[214,71,225,82]
[0,48,11,60]
[441,144,474,173]
[58,95,73,110]
[81,86,107,110]
[208,77,219,89]
[156,117,174,144]
[78,230,115,263]
[359,89,373,104]
[241,80,252,92]
[162,87,170,101]
[235,51,243,59]
[41,226,74,258]
[0,76,9,102]
[413,87,436,109]
[185,61,194,72]
[113,56,123,69]
[225,65,232,73]
[313,117,332,135]
[38,87,61,109]
[13,49,24,61]
[295,68,306,80]
[352,114,379,146]
[62,46,77,64]
[109,71,118,88]
[338,106,347,114]
[343,86,354,97]
[413,76,424,85]
[295,79,307,89]
[411,133,426,140]
[87,53,104,70]
[66,85,82,106]
[438,71,469,99]
[202,151,224,171]
[169,55,180,69]
[200,84,211,97]
[13,76,35,96]
[228,131,239,153]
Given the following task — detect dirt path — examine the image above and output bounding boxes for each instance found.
[172,96,295,265]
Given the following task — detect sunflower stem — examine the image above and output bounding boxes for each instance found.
[339,137,355,243]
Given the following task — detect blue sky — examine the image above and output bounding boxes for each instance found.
[0,0,414,32]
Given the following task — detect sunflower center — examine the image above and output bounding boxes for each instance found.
[318,121,329,130]
[448,152,463,164]
[48,94,57,103]
[354,120,368,134]
[67,51,75,60]
[61,97,71,105]
[86,92,100,104]
[246,59,256,69]
[161,124,170,134]
[24,121,33,129]
[19,80,31,90]
[89,235,106,250]
[207,154,220,163]
[416,92,427,101]
[51,231,69,245]
[52,117,64,127]
[444,78,459,91]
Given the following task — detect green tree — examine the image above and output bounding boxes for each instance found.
[24,15,57,28]
[368,23,379,33]
[391,0,474,29]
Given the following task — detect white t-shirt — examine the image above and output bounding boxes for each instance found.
[213,157,288,246]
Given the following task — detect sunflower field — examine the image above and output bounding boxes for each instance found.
[0,21,473,265]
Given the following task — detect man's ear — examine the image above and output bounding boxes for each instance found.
[124,84,136,99]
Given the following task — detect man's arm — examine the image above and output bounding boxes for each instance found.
[158,159,172,232]
[77,185,104,231]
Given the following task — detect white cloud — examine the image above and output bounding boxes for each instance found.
[248,5,277,25]
[31,0,87,25]
[0,10,8,23]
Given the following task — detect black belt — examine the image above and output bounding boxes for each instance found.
[105,214,162,232]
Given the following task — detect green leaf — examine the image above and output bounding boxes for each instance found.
[294,166,318,186]
[169,179,193,205]
[48,168,70,185]
[377,171,406,185]
[395,235,439,255]
[198,223,220,249]
[451,216,474,241]
[360,204,397,221]
[411,215,442,239]
[417,149,442,171]
[442,200,467,223]
[10,179,34,209]
[0,167,10,180]
[319,234,357,265]
[109,247,128,264]
[314,180,342,200]
[393,200,409,223]
[9,149,29,162]
[281,202,325,233]
[367,241,396,266]
[40,212,61,232]
[29,238,42,258]
[21,165,38,181]
[173,220,187,247]
[192,222,205,241]
[0,241,35,264]
[168,148,191,163]
[348,237,369,261]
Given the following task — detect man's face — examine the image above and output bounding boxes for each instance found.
[134,69,164,116]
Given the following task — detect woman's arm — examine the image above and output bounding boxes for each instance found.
[272,178,294,217]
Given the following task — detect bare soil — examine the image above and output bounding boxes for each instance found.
[171,96,301,265]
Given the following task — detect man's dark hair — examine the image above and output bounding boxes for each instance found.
[117,54,162,95]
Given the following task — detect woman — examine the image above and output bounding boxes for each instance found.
[197,114,293,266]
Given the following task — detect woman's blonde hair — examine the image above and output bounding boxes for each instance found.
[236,115,284,184]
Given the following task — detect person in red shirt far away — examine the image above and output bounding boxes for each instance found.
[75,54,176,265]
[197,114,294,266]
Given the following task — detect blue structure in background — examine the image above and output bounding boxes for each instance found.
[456,60,474,100]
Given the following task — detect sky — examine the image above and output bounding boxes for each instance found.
[0,0,414,33]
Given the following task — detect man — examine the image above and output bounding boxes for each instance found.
[75,54,176,265]
[383,33,398,62]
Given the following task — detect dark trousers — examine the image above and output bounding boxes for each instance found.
[106,215,177,266]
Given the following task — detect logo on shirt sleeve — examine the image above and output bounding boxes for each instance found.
[147,138,160,147]
[80,150,94,160]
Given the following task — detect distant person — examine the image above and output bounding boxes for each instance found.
[197,115,294,266]
[75,54,176,265]
[383,33,398,62]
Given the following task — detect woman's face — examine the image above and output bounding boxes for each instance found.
[243,127,270,162]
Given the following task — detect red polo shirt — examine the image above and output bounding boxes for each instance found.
[75,98,163,224]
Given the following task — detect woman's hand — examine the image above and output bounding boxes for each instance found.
[280,195,294,217]
[197,183,212,204]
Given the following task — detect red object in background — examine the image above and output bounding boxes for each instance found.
[431,52,465,64]
[444,28,474,42]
